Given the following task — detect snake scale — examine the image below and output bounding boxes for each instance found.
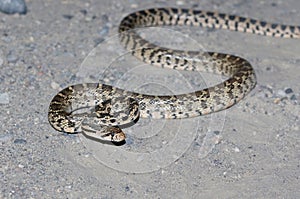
[48,8,300,142]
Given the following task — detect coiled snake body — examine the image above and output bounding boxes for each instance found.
[48,8,299,142]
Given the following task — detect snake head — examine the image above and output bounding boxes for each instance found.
[81,125,126,143]
[107,126,126,142]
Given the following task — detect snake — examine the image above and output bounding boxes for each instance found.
[48,8,300,143]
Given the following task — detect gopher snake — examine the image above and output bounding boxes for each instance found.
[48,8,299,142]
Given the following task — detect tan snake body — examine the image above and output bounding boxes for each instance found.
[48,8,299,142]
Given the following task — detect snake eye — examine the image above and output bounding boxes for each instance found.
[110,133,115,141]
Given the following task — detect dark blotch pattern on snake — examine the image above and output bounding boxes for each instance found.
[48,8,300,142]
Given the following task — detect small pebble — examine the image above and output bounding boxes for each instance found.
[290,95,297,101]
[101,14,109,23]
[14,138,27,144]
[284,88,293,94]
[125,185,130,192]
[0,0,27,15]
[65,185,72,189]
[130,4,138,8]
[62,14,74,20]
[0,93,10,104]
[276,89,286,97]
[51,81,60,90]
[80,9,87,15]
[18,164,24,168]
[0,134,13,143]
[271,2,277,7]
[293,125,299,131]
[176,1,185,5]
[99,25,109,37]
[273,98,281,104]
[234,147,240,152]
[7,50,18,63]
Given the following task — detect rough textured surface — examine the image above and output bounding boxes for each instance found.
[0,0,299,198]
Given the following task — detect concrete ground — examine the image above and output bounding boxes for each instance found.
[1,0,299,198]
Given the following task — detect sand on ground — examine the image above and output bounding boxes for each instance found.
[0,0,299,198]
